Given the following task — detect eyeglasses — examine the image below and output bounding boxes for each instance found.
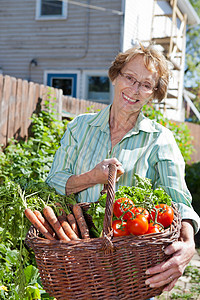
[119,72,157,93]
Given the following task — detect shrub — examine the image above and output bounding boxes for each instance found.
[143,104,194,163]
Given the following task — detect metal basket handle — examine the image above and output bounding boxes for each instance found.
[103,164,117,236]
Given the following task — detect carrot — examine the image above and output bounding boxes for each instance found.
[43,206,70,241]
[33,210,55,236]
[57,215,80,240]
[25,208,56,241]
[72,204,90,239]
[55,202,80,237]
[66,213,80,237]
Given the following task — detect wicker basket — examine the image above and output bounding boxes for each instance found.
[25,164,182,300]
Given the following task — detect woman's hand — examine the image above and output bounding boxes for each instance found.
[66,157,124,195]
[92,157,124,184]
[145,220,196,291]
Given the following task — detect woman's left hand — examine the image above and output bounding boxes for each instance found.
[145,220,196,291]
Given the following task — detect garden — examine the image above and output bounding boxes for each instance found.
[0,102,199,299]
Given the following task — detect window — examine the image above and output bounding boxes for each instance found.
[83,71,113,105]
[45,71,80,98]
[36,0,68,20]
[52,78,73,96]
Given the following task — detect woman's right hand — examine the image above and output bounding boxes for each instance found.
[92,158,124,184]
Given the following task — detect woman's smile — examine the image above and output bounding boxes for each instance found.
[122,92,139,104]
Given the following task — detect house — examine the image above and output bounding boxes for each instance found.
[0,0,199,121]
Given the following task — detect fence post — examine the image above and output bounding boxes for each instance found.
[0,76,12,145]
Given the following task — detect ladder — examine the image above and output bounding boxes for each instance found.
[150,0,187,115]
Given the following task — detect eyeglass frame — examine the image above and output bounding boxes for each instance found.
[118,71,158,93]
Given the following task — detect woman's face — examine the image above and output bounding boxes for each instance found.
[112,55,158,115]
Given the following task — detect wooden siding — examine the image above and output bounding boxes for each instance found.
[0,0,122,88]
[123,0,154,51]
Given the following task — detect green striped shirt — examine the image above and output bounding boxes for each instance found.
[46,105,200,232]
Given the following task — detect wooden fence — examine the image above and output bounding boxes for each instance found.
[185,122,200,163]
[0,75,107,146]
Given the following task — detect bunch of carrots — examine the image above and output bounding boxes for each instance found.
[25,203,90,241]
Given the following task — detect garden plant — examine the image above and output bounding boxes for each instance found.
[0,101,199,300]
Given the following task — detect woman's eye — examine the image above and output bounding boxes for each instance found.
[126,75,132,81]
[143,83,152,90]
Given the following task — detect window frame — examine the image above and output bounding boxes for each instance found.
[36,0,68,20]
[44,70,81,98]
[82,70,113,105]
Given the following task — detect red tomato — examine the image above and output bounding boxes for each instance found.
[127,214,149,235]
[113,198,135,220]
[133,207,150,222]
[150,204,174,228]
[146,223,162,234]
[112,220,130,237]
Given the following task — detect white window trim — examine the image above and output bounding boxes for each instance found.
[82,70,114,104]
[36,0,68,21]
[44,70,81,99]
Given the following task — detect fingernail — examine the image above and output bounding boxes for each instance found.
[164,249,169,255]
[146,270,150,275]
[145,279,150,285]
[150,284,155,288]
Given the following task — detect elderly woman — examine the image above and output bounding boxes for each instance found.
[46,44,200,294]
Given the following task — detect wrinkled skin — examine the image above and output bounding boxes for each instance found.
[145,220,196,291]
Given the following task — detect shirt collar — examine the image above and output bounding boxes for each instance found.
[88,105,159,134]
[87,104,111,132]
[130,111,159,134]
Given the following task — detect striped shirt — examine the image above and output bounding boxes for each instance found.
[46,105,200,233]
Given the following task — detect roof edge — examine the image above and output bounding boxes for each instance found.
[178,0,200,26]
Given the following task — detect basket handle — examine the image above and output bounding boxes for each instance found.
[103,164,117,236]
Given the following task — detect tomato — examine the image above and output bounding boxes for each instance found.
[127,214,149,235]
[133,207,150,222]
[146,223,162,234]
[113,198,135,220]
[150,204,174,228]
[112,220,130,237]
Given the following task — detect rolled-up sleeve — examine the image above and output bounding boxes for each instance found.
[152,129,200,233]
[46,121,78,195]
[177,203,200,234]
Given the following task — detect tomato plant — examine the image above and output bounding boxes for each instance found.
[150,204,174,228]
[127,214,149,235]
[112,220,129,237]
[113,198,135,220]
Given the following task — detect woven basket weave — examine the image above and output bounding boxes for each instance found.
[25,164,182,300]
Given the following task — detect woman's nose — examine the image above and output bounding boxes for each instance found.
[131,81,140,94]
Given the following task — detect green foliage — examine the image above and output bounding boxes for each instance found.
[143,104,194,163]
[185,1,200,87]
[0,101,69,300]
[185,162,200,248]
[0,228,46,300]
[0,101,68,182]
[185,161,200,217]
